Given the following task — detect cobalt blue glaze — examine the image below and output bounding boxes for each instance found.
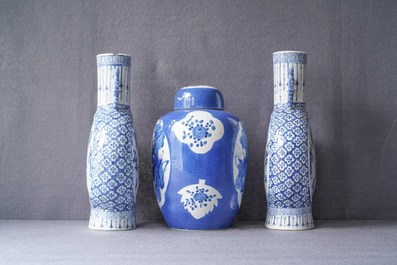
[174,86,224,109]
[153,86,247,230]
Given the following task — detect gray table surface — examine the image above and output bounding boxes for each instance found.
[0,220,396,265]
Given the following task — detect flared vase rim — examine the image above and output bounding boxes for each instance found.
[273,50,306,55]
[96,53,131,58]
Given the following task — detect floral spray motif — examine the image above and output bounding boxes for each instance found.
[172,111,224,154]
[178,179,223,219]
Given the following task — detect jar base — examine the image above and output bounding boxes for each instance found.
[168,225,231,231]
[88,209,136,231]
[164,217,235,231]
[265,207,314,230]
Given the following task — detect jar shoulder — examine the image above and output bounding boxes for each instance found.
[157,109,242,125]
[153,110,246,146]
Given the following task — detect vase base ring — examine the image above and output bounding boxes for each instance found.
[265,207,314,230]
[88,209,136,231]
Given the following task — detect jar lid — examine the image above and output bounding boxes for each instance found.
[174,86,225,110]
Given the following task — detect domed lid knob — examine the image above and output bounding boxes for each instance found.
[174,86,225,110]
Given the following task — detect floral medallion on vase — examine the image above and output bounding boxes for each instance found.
[172,111,224,154]
[178,179,222,219]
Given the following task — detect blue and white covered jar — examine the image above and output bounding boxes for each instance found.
[152,86,247,230]
[87,54,139,230]
[264,51,316,230]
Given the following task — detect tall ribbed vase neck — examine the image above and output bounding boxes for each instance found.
[273,51,307,105]
[96,53,131,107]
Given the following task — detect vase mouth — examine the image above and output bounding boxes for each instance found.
[96,53,131,57]
[273,50,306,55]
[273,51,307,65]
[96,53,131,67]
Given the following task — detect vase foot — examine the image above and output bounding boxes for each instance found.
[265,207,314,230]
[88,209,136,231]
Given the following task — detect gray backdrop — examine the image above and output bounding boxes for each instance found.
[0,0,396,221]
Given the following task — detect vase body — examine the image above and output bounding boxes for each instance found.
[153,86,247,230]
[264,51,316,230]
[87,54,139,230]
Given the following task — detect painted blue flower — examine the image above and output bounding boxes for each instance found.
[192,125,208,140]
[173,111,224,154]
[181,117,215,148]
[192,188,210,206]
[178,179,222,219]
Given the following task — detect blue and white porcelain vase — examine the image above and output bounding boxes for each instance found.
[152,86,247,230]
[87,53,139,230]
[264,51,316,230]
